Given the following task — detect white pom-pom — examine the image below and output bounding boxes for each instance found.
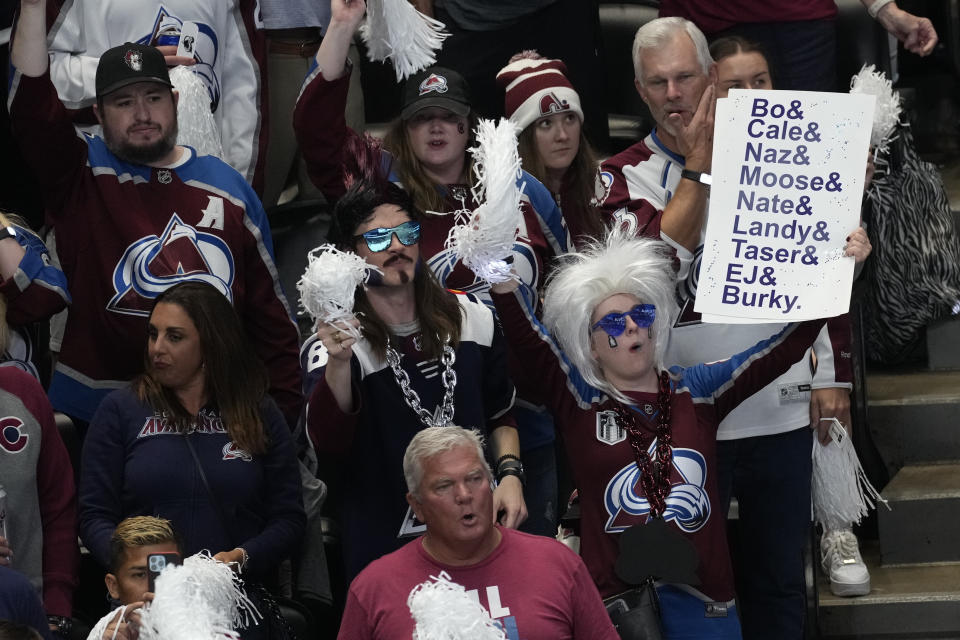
[812,420,890,532]
[170,66,223,159]
[408,572,506,640]
[138,553,260,640]
[297,244,378,339]
[849,64,902,149]
[445,118,524,285]
[360,0,449,81]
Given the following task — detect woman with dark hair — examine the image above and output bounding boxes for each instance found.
[709,36,773,98]
[497,52,603,248]
[302,178,522,579]
[78,281,305,588]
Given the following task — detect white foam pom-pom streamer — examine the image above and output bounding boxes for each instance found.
[360,0,449,81]
[138,553,259,640]
[297,245,378,340]
[812,421,890,532]
[445,118,524,285]
[408,572,505,640]
[849,64,902,150]
[170,66,223,159]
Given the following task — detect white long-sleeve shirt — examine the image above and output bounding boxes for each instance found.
[47,0,263,185]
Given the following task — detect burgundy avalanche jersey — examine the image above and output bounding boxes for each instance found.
[7,70,302,423]
[492,288,826,601]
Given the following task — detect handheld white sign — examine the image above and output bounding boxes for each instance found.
[695,90,875,322]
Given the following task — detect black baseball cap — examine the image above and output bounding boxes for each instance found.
[95,43,173,98]
[400,66,472,120]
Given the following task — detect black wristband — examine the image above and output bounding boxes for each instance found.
[495,453,521,469]
[497,466,526,486]
[497,460,524,474]
[681,169,712,186]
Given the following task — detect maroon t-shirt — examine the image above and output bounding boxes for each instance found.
[339,527,618,640]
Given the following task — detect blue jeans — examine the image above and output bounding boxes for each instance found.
[658,584,742,639]
[717,426,813,640]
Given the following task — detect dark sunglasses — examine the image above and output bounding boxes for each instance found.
[354,220,421,253]
[591,304,656,337]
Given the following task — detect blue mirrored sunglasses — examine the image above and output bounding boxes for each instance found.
[354,220,421,253]
[591,304,656,337]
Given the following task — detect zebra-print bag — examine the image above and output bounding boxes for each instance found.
[862,124,960,363]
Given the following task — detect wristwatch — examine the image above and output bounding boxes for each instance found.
[681,169,712,186]
[1,226,17,241]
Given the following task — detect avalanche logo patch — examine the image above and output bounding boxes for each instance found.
[418,73,449,95]
[538,92,569,117]
[108,214,235,317]
[0,416,28,453]
[223,442,252,461]
[603,440,710,533]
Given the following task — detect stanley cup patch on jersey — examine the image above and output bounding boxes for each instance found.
[596,410,626,445]
[109,214,236,316]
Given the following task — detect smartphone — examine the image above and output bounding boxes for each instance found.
[176,21,200,59]
[147,552,182,592]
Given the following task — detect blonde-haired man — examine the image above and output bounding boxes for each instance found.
[87,517,180,640]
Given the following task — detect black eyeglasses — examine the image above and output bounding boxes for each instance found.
[354,220,421,252]
[591,304,656,337]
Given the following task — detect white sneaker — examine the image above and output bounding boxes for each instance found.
[821,528,871,597]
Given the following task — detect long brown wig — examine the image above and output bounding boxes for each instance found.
[133,281,269,454]
[329,180,462,361]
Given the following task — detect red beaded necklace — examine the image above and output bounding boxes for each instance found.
[609,370,674,518]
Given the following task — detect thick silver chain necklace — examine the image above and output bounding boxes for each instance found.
[385,339,457,428]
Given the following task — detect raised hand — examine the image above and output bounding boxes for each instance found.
[317,318,360,362]
[844,227,872,263]
[330,0,368,30]
[672,84,716,173]
[875,3,938,56]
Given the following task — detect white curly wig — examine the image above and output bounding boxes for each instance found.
[542,232,680,404]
